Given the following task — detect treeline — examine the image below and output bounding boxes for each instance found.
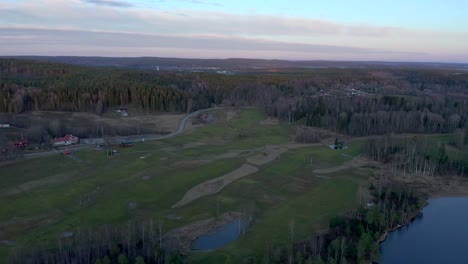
[288,95,466,136]
[366,133,468,178]
[1,59,467,137]
[0,59,189,113]
[259,186,423,264]
[11,220,184,264]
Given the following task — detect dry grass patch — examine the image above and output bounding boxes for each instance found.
[313,157,377,174]
[225,110,239,122]
[212,152,241,159]
[246,145,288,166]
[172,164,259,208]
[259,117,279,125]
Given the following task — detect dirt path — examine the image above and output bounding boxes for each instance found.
[172,164,259,208]
[172,143,330,208]
[246,145,288,166]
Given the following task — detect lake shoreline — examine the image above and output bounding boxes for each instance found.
[164,211,242,254]
[377,200,428,244]
[378,196,468,263]
[377,176,468,245]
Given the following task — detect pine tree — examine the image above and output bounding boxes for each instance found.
[135,256,146,264]
[102,256,111,264]
[118,254,129,264]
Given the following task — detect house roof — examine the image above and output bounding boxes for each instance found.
[52,134,78,143]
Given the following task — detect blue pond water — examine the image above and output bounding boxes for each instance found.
[192,220,244,250]
[380,197,468,264]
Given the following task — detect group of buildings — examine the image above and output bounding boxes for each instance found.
[13,134,80,148]
[2,124,76,148]
[50,134,80,147]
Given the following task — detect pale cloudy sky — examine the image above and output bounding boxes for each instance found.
[1,0,467,62]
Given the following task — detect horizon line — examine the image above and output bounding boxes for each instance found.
[2,55,467,66]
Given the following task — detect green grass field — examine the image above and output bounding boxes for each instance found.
[0,108,374,263]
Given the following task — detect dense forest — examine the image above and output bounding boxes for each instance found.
[1,59,467,137]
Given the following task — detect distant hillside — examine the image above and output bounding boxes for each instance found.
[2,56,467,71]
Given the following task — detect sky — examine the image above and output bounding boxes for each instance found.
[0,0,467,62]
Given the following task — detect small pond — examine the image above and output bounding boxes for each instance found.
[380,197,468,263]
[192,219,246,251]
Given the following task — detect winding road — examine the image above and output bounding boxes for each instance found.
[23,107,218,159]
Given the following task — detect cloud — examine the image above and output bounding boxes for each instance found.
[190,0,223,7]
[157,0,223,7]
[81,0,133,8]
[0,0,467,62]
[0,27,434,61]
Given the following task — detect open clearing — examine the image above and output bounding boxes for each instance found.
[0,108,394,263]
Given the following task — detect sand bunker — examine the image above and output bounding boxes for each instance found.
[172,164,258,208]
[246,145,288,166]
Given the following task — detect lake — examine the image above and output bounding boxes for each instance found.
[380,197,468,264]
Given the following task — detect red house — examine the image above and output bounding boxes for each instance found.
[14,139,28,148]
[51,134,80,147]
